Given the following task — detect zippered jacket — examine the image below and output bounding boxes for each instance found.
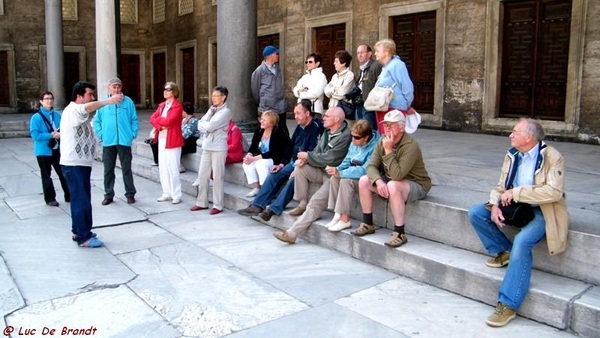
[93,95,138,147]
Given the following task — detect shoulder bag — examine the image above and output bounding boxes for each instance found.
[364,83,395,112]
[499,201,534,228]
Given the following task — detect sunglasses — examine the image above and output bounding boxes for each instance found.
[304,60,315,64]
[164,87,173,92]
[351,135,365,140]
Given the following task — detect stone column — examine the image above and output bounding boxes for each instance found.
[217,0,257,125]
[95,0,118,99]
[44,0,65,108]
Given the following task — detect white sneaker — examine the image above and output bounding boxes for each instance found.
[324,213,341,229]
[246,188,260,197]
[192,178,200,187]
[179,165,186,173]
[157,195,171,202]
[328,220,352,232]
[172,198,181,204]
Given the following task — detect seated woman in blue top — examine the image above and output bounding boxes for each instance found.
[372,38,416,133]
[324,119,379,231]
[242,110,290,197]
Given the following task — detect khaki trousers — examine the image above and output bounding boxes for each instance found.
[196,149,227,210]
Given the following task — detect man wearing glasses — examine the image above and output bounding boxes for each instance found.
[251,45,289,134]
[352,110,431,248]
[292,53,328,118]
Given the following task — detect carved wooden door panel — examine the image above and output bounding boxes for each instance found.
[153,52,166,105]
[120,54,141,104]
[392,12,436,114]
[315,24,346,82]
[63,52,80,102]
[500,0,571,120]
[182,47,195,105]
[0,51,9,105]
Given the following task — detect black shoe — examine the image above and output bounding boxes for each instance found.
[237,205,263,216]
[127,196,136,204]
[101,198,113,206]
[65,196,70,203]
[259,209,274,221]
[46,200,59,207]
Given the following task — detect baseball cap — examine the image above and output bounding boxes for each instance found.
[382,110,406,123]
[108,77,122,86]
[262,45,280,58]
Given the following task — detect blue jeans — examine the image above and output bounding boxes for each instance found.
[468,203,546,310]
[61,165,94,245]
[356,106,377,132]
[252,162,294,213]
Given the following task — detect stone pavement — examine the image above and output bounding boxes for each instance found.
[0,125,591,337]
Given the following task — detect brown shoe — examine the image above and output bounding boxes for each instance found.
[126,196,136,204]
[486,251,510,268]
[259,208,274,221]
[385,232,408,248]
[486,302,516,327]
[288,206,306,216]
[273,231,296,244]
[352,223,376,236]
[237,205,263,216]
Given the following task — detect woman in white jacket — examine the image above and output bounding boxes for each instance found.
[293,53,328,117]
[324,50,355,109]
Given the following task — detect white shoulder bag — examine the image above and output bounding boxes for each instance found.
[363,82,396,112]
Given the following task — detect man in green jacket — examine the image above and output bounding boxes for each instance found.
[352,110,431,247]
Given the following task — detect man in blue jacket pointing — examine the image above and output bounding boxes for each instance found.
[93,77,139,205]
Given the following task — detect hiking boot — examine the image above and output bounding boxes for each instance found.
[288,206,306,216]
[273,231,296,244]
[486,251,510,268]
[352,223,376,237]
[486,302,516,327]
[384,232,408,248]
[237,205,263,216]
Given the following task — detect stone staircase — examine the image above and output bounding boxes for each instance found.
[129,138,600,337]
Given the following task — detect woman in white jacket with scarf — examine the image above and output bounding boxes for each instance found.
[190,86,232,215]
[324,50,355,109]
[293,53,328,116]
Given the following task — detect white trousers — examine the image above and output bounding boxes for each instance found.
[242,158,274,185]
[158,138,182,200]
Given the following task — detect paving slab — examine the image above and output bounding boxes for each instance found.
[0,257,24,318]
[0,173,42,198]
[119,242,309,337]
[335,276,578,338]
[0,219,135,304]
[5,285,180,338]
[4,194,69,220]
[227,302,407,338]
[572,286,600,338]
[95,222,183,255]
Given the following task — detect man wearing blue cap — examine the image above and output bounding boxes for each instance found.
[251,45,289,134]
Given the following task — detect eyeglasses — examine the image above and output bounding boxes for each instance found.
[164,87,173,92]
[305,60,315,64]
[351,134,365,140]
[42,97,54,101]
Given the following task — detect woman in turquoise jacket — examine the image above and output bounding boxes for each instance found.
[29,91,70,206]
[325,120,379,231]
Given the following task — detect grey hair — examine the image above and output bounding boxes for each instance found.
[520,118,545,141]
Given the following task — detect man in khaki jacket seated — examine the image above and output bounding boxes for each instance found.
[468,118,568,327]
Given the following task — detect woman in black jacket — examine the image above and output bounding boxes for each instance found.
[242,111,290,197]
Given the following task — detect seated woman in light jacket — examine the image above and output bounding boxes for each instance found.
[324,119,379,231]
[324,50,355,109]
[242,111,290,197]
[190,86,232,215]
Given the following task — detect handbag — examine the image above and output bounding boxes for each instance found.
[364,83,396,112]
[337,100,355,120]
[499,201,534,228]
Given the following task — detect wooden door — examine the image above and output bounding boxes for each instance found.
[257,34,280,67]
[120,54,141,104]
[314,24,346,82]
[500,0,571,120]
[0,51,9,105]
[152,52,166,105]
[181,47,195,104]
[392,12,436,114]
[63,52,80,101]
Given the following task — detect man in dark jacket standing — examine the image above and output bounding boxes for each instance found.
[349,44,383,130]
[251,45,289,134]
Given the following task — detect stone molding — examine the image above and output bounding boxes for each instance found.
[304,11,353,58]
[0,44,16,111]
[121,48,146,107]
[39,45,87,94]
[150,46,167,105]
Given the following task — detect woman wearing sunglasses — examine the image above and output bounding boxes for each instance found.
[150,82,185,204]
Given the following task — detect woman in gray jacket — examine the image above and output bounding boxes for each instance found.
[190,86,232,215]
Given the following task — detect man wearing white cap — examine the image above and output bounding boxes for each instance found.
[251,45,289,134]
[93,77,139,205]
[352,109,431,247]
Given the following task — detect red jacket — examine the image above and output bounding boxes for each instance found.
[150,100,185,149]
[226,121,244,164]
